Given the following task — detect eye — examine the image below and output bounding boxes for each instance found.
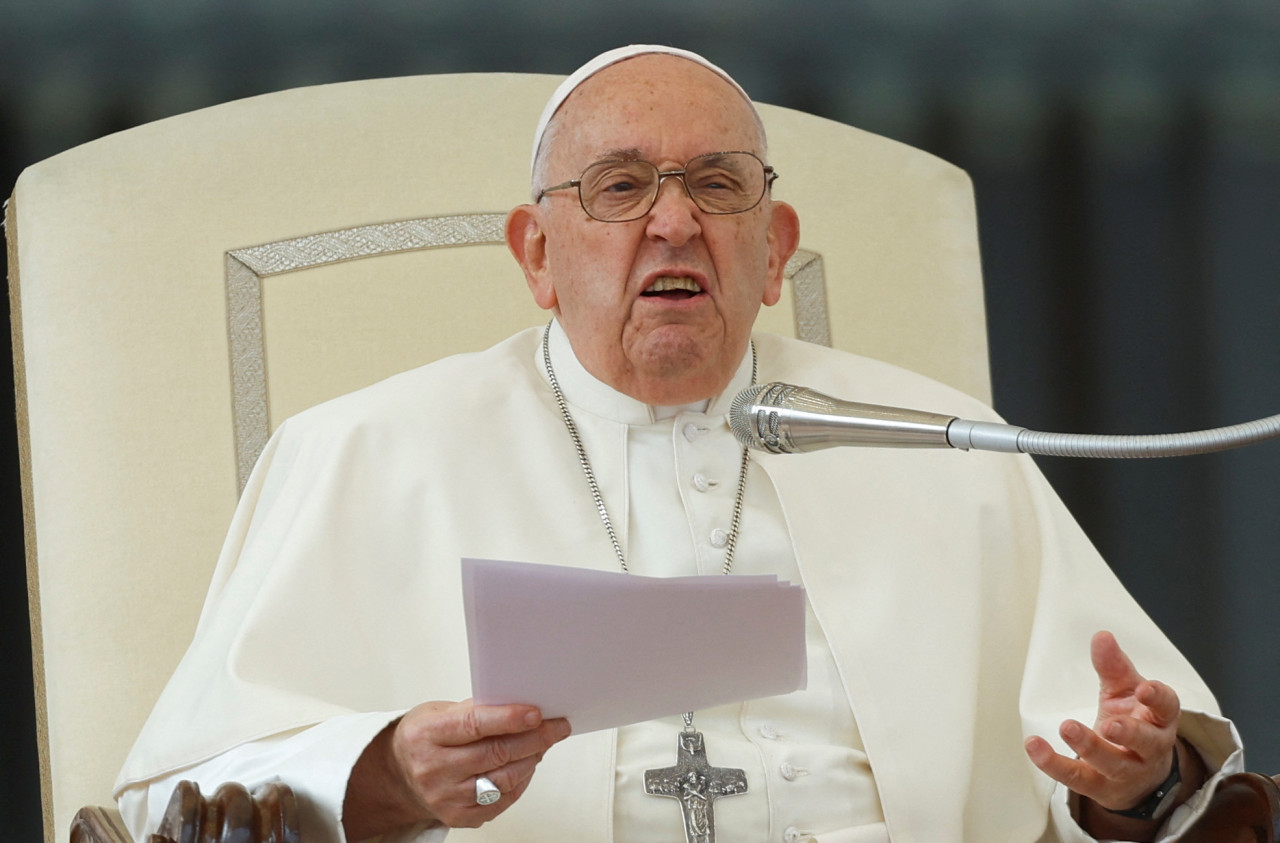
[600,177,640,194]
[586,162,651,196]
[690,168,743,192]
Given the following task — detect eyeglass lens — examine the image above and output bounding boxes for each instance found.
[579,152,767,221]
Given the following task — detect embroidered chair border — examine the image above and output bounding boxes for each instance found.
[225,214,828,492]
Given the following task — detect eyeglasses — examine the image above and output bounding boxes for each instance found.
[536,151,778,222]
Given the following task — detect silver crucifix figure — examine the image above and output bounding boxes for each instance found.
[644,720,748,843]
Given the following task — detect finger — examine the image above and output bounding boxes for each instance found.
[421,701,547,747]
[432,760,538,824]
[1025,735,1103,795]
[393,706,567,789]
[420,729,562,829]
[456,718,572,777]
[477,750,543,796]
[1092,680,1179,760]
[1091,631,1144,697]
[1059,719,1132,780]
[1135,680,1181,727]
[457,765,542,828]
[1096,712,1172,762]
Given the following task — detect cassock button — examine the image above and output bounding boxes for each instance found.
[683,423,704,442]
[710,528,728,548]
[692,473,716,492]
[780,762,799,781]
[758,723,778,740]
[783,826,806,843]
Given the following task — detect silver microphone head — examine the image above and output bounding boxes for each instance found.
[730,382,956,454]
[730,383,799,453]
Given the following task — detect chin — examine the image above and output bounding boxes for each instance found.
[633,358,730,405]
[636,338,713,376]
[623,326,739,399]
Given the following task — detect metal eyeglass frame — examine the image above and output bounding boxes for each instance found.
[536,150,779,222]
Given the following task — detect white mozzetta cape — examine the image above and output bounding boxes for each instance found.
[117,328,1237,842]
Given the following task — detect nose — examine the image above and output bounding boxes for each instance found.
[644,174,701,245]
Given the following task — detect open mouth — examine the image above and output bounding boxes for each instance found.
[642,276,703,300]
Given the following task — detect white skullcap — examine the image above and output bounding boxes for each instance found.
[530,44,754,178]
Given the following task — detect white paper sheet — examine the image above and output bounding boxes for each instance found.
[462,557,807,734]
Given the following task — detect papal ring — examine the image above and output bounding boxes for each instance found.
[475,775,501,806]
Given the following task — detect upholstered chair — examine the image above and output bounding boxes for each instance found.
[9,72,1272,842]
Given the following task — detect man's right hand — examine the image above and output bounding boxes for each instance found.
[343,700,572,839]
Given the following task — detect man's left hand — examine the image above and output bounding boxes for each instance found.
[1025,630,1181,812]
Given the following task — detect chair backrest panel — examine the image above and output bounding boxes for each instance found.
[8,71,988,840]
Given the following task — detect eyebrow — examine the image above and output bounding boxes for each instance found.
[596,147,645,161]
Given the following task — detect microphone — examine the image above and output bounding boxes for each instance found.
[729,382,987,454]
[729,382,1280,458]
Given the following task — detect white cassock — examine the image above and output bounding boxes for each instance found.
[116,323,1241,842]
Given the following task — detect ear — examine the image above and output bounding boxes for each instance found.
[506,204,558,311]
[762,201,800,307]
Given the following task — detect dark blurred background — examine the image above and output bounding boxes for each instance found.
[3,1,1278,838]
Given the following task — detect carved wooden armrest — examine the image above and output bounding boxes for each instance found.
[1181,772,1280,843]
[69,780,299,843]
[69,806,131,843]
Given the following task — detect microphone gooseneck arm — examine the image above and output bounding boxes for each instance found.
[729,382,1280,458]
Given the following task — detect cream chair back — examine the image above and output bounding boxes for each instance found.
[6,72,988,841]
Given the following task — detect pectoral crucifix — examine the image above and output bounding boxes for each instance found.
[644,720,748,843]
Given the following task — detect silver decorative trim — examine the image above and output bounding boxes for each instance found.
[225,215,830,493]
[230,214,507,276]
[225,213,508,492]
[225,254,270,491]
[786,249,831,347]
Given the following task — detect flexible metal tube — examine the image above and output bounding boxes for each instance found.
[1009,413,1280,458]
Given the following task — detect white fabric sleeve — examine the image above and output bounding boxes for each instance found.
[1047,709,1244,842]
[116,710,448,843]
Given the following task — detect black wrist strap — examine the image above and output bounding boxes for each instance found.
[1105,745,1182,822]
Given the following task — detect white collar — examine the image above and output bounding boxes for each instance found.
[541,320,753,426]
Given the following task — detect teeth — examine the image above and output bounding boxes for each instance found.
[648,276,701,293]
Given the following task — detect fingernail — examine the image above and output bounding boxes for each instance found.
[524,710,541,728]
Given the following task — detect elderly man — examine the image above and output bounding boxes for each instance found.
[117,46,1240,842]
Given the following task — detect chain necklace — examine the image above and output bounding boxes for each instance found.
[540,322,754,574]
[540,322,754,843]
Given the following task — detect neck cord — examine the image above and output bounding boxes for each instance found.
[541,322,755,576]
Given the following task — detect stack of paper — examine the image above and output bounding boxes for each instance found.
[462,557,807,734]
